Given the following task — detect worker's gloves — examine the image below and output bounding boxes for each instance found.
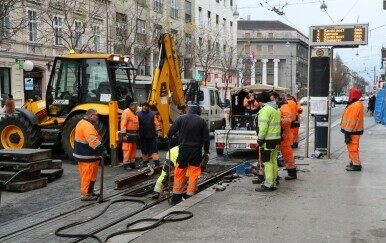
[344,133,352,144]
[203,152,210,159]
[257,139,264,147]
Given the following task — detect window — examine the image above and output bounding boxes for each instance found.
[171,0,178,18]
[207,39,211,51]
[198,7,202,26]
[223,18,226,34]
[268,32,274,38]
[93,25,101,52]
[210,90,215,106]
[207,11,211,25]
[230,0,233,6]
[27,9,38,42]
[1,8,11,38]
[154,24,162,40]
[245,45,250,55]
[230,21,233,38]
[216,0,219,3]
[185,33,192,49]
[116,13,127,40]
[245,32,250,38]
[223,44,226,52]
[224,0,226,7]
[216,15,219,30]
[136,19,146,34]
[154,0,163,13]
[256,32,262,38]
[0,68,11,107]
[216,42,220,53]
[198,37,203,47]
[74,20,83,49]
[54,16,63,46]
[268,45,273,55]
[256,45,262,55]
[185,1,191,22]
[137,0,145,7]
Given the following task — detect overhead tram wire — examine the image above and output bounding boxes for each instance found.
[339,0,360,22]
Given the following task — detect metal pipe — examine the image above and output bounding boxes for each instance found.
[98,156,105,203]
[305,45,311,158]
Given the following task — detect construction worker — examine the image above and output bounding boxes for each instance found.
[73,109,108,201]
[167,103,210,205]
[138,102,161,167]
[271,92,297,180]
[4,94,15,114]
[291,95,302,148]
[243,90,259,115]
[121,102,139,169]
[255,92,281,192]
[341,88,364,171]
[285,94,299,148]
[152,146,179,199]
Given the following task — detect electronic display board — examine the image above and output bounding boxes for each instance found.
[309,24,368,46]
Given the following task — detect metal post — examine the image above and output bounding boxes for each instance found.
[305,46,311,158]
[290,52,293,94]
[327,48,333,159]
[99,156,105,203]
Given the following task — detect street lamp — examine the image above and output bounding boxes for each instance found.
[23,60,34,71]
[233,5,240,19]
[320,0,327,12]
[286,42,293,94]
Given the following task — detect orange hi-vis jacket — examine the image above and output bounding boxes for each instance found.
[286,99,297,122]
[280,103,293,146]
[121,108,139,132]
[243,97,259,111]
[341,100,364,135]
[73,119,103,162]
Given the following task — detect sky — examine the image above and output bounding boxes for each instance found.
[237,0,386,83]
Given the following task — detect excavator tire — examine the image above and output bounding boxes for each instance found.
[0,113,41,149]
[61,114,109,162]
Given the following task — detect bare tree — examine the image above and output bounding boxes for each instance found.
[0,0,27,46]
[235,46,252,87]
[351,72,369,93]
[39,0,105,53]
[332,54,350,95]
[219,44,238,100]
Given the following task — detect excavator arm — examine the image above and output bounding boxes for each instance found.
[148,33,187,138]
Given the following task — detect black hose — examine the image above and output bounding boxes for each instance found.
[104,211,193,242]
[55,198,147,243]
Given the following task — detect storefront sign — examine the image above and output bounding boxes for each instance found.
[24,77,34,90]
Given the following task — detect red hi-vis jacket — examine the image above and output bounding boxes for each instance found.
[73,119,103,162]
[341,100,364,135]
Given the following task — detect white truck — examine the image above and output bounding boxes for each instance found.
[184,81,226,132]
[214,84,289,156]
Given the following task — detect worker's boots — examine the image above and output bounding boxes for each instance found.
[346,161,353,168]
[255,185,276,192]
[81,194,98,201]
[285,169,297,180]
[346,164,362,171]
[151,192,160,200]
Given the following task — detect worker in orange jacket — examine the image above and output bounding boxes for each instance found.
[285,94,299,148]
[341,88,364,171]
[73,109,108,201]
[121,102,139,169]
[272,92,297,180]
[243,90,259,115]
[291,96,302,148]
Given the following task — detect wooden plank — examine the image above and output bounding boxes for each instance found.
[0,149,52,162]
[6,178,48,192]
[48,160,62,169]
[0,170,41,182]
[40,169,63,182]
[0,159,52,172]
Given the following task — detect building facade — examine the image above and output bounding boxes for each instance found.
[0,0,238,109]
[237,20,308,97]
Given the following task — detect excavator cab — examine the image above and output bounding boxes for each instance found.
[46,54,133,116]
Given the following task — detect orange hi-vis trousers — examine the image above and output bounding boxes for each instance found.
[142,153,159,162]
[293,127,299,144]
[123,143,137,164]
[78,160,99,197]
[347,135,361,165]
[173,164,201,196]
[280,144,296,169]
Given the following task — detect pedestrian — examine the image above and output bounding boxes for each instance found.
[4,94,15,114]
[73,109,108,201]
[121,102,139,169]
[255,92,281,192]
[286,94,299,148]
[368,94,376,116]
[137,102,161,167]
[331,96,336,108]
[272,92,297,180]
[341,88,364,171]
[243,90,259,115]
[167,103,210,205]
[152,146,179,200]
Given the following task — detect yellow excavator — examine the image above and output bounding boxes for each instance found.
[0,34,186,165]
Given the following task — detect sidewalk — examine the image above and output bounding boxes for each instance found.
[128,118,386,243]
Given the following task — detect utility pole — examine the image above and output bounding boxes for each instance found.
[290,52,293,94]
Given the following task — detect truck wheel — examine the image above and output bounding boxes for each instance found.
[0,113,41,149]
[216,148,224,156]
[61,114,109,161]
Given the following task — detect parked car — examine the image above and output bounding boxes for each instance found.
[334,96,343,104]
[359,96,365,101]
[299,97,308,105]
[342,96,348,104]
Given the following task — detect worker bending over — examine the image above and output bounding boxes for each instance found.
[167,103,210,205]
[255,92,281,192]
[138,102,161,167]
[341,88,364,172]
[243,90,259,115]
[74,109,108,201]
